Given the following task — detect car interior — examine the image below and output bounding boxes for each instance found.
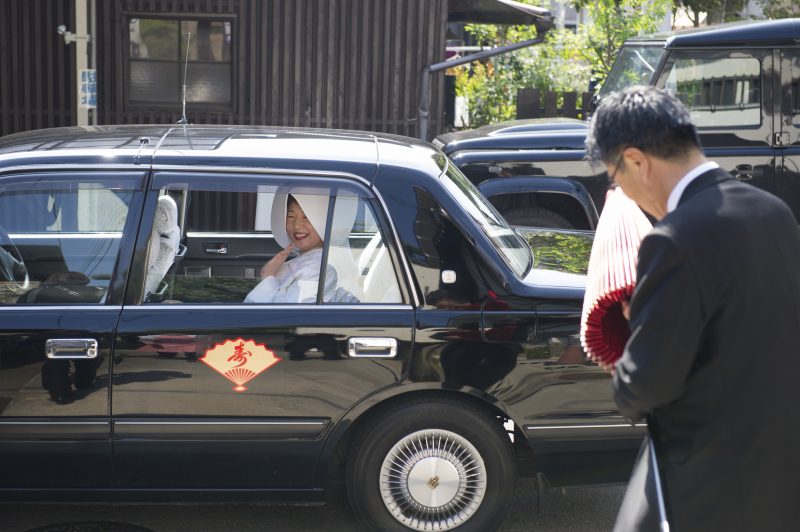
[145,185,402,305]
[0,183,132,305]
[0,180,403,306]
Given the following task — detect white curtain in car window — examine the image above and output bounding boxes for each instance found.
[254,186,276,231]
[326,193,363,303]
[77,186,128,231]
[326,194,402,304]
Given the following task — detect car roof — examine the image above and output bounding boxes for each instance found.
[626,17,800,49]
[0,124,444,185]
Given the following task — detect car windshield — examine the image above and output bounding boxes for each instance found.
[441,162,532,278]
[599,44,666,97]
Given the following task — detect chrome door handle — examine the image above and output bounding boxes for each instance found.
[204,241,228,254]
[347,337,398,358]
[731,164,754,181]
[46,339,98,359]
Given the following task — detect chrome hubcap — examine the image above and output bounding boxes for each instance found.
[379,429,487,531]
[407,457,460,507]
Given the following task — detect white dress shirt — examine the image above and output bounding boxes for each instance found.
[666,161,720,213]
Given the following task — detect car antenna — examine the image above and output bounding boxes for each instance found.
[176,32,191,125]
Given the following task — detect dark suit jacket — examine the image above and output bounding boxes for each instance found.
[612,168,800,531]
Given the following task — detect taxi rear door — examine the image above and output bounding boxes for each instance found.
[110,171,414,494]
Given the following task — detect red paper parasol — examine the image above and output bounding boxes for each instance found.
[580,187,653,369]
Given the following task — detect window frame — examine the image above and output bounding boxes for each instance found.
[124,12,237,112]
[128,171,410,307]
[0,170,147,306]
[655,49,765,131]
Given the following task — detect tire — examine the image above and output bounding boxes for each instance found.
[345,400,517,531]
[503,206,574,229]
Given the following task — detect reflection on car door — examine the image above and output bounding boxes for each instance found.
[111,172,414,492]
[0,171,144,491]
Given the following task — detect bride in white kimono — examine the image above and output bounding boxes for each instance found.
[244,191,355,304]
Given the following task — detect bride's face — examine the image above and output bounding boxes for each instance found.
[285,200,323,251]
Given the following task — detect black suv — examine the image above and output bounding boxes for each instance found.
[436,18,800,229]
[0,125,639,531]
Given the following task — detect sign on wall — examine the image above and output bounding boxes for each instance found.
[80,69,97,109]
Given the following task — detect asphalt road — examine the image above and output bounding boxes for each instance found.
[0,479,625,532]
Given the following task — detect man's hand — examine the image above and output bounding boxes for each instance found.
[260,244,294,278]
[621,299,631,321]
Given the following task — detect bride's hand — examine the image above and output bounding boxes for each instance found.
[261,244,294,278]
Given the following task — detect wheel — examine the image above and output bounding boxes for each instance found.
[0,225,28,290]
[346,400,516,531]
[503,206,574,229]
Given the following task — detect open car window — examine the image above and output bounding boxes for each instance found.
[142,173,402,305]
[0,173,141,305]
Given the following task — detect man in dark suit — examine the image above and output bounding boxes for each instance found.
[586,86,800,531]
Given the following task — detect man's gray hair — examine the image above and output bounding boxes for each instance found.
[586,85,701,165]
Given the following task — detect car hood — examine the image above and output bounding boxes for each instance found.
[516,226,593,290]
[434,118,587,154]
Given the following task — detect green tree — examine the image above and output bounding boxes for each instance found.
[454,21,592,126]
[579,0,671,87]
[757,0,800,18]
[454,0,672,127]
[676,0,747,26]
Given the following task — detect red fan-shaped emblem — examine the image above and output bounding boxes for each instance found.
[224,367,258,392]
[580,187,653,369]
[200,338,281,392]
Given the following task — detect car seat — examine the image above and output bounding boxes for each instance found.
[144,195,181,301]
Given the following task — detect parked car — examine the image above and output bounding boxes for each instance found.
[435,17,800,229]
[0,125,641,531]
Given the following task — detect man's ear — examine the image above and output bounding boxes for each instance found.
[623,147,652,183]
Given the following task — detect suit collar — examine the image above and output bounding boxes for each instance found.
[678,167,733,207]
[667,161,719,212]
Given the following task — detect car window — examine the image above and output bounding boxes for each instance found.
[659,52,762,128]
[441,163,531,278]
[143,174,402,305]
[405,186,496,309]
[0,175,139,305]
[599,44,666,97]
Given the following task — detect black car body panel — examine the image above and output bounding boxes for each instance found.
[0,125,641,515]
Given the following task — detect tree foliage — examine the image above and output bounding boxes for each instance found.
[454,0,672,128]
[676,0,747,26]
[757,0,800,18]
[454,25,591,125]
[580,0,671,87]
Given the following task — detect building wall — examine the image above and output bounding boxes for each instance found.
[96,0,448,138]
[0,1,77,136]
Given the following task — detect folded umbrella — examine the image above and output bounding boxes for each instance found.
[580,187,653,369]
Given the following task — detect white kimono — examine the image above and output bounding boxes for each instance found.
[244,248,356,304]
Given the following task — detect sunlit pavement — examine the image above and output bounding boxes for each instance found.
[0,479,624,532]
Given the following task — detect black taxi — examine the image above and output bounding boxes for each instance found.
[0,125,640,531]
